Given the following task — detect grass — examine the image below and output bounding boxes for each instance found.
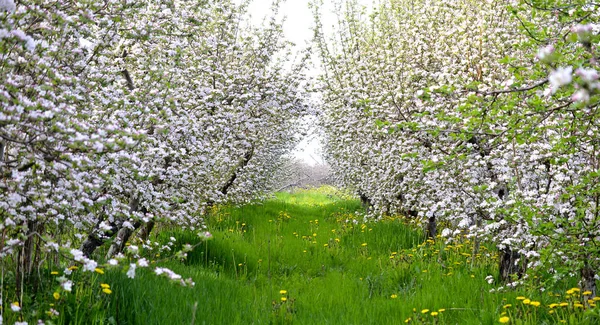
[7,186,600,324]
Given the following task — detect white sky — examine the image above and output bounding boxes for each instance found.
[245,0,372,166]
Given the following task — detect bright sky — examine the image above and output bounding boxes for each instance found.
[245,0,372,166]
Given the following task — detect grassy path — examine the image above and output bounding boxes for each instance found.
[104,188,586,324]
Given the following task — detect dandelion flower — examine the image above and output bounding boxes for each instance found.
[574,303,584,308]
[281,297,287,302]
[53,292,60,300]
[95,268,104,274]
[361,243,367,247]
[431,311,438,316]
[438,309,445,312]
[583,291,592,295]
[499,316,510,323]
[51,271,59,275]
[516,296,526,300]
[390,294,398,299]
[530,301,540,307]
[503,304,512,308]
[522,299,531,305]
[421,309,429,314]
[102,288,112,294]
[100,283,110,289]
[11,302,21,312]
[280,290,287,295]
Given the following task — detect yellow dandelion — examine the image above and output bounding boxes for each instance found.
[431,311,439,316]
[404,317,411,323]
[499,316,510,323]
[583,291,592,295]
[361,243,367,247]
[566,289,575,295]
[503,304,512,308]
[516,296,526,300]
[522,299,531,305]
[593,297,600,301]
[281,297,287,302]
[571,288,580,292]
[50,271,59,275]
[549,303,558,308]
[391,294,398,299]
[280,290,287,295]
[94,268,104,274]
[102,288,112,294]
[549,310,555,314]
[68,265,78,271]
[53,292,60,300]
[100,283,110,289]
[421,309,429,314]
[574,303,584,308]
[530,301,540,307]
[589,303,596,308]
[559,302,569,307]
[438,309,445,312]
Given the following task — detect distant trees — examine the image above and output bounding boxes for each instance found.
[273,158,332,191]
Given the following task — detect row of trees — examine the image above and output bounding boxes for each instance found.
[1,0,310,317]
[314,0,599,293]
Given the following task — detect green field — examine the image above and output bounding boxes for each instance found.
[23,187,600,324]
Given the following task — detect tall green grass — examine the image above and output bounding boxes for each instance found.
[68,187,600,324]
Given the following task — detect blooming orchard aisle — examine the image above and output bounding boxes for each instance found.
[1,0,599,324]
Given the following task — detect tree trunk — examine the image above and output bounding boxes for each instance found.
[499,248,526,282]
[105,221,141,259]
[138,221,155,242]
[427,216,436,239]
[581,265,597,299]
[358,191,371,212]
[105,193,141,258]
[472,216,482,256]
[81,217,119,257]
